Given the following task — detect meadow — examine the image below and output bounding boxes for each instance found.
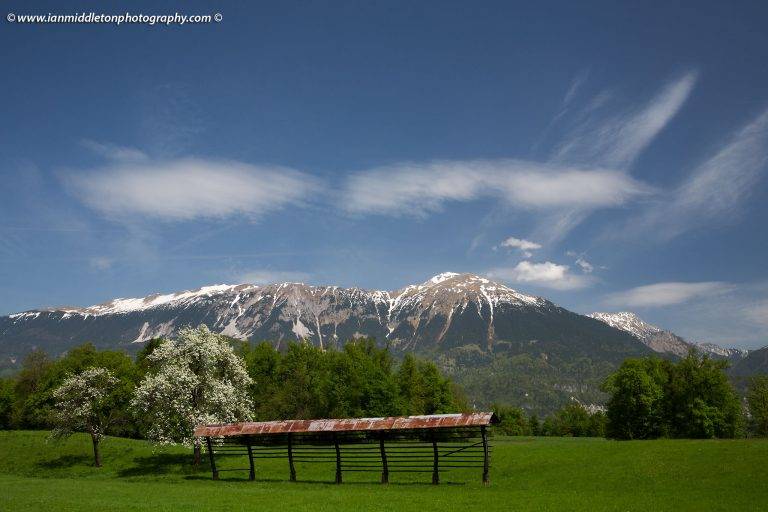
[0,431,766,511]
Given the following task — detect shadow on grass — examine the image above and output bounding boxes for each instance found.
[37,453,469,487]
[37,454,93,470]
[183,474,467,486]
[117,453,208,478]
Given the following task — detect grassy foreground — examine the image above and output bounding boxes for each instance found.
[0,431,766,511]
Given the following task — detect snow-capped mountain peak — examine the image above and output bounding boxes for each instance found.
[587,311,662,341]
[429,272,461,284]
[5,274,745,363]
[5,272,559,350]
[589,311,746,361]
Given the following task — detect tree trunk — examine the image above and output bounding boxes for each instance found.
[193,440,202,467]
[91,433,102,468]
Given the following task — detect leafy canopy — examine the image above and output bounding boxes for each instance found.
[131,326,253,447]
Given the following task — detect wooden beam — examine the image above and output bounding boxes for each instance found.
[431,434,439,485]
[205,436,218,480]
[481,426,490,486]
[288,433,297,482]
[333,433,342,484]
[247,440,255,481]
[379,433,389,484]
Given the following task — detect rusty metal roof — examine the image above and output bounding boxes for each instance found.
[194,412,497,438]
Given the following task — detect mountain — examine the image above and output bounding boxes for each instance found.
[2,272,643,357]
[730,345,768,377]
[0,273,658,413]
[588,311,747,361]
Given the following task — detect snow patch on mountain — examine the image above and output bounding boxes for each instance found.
[589,311,746,360]
[694,342,748,359]
[588,312,661,340]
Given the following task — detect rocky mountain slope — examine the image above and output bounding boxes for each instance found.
[730,345,768,377]
[588,311,746,361]
[2,273,642,358]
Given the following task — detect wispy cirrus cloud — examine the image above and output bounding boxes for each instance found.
[341,159,649,217]
[549,69,591,125]
[488,260,593,290]
[624,107,768,240]
[553,71,698,169]
[562,70,590,108]
[81,140,148,162]
[744,300,768,327]
[341,72,695,245]
[64,158,320,222]
[605,281,732,308]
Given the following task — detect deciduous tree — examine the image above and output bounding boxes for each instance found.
[131,326,253,465]
[50,367,119,467]
[602,358,666,439]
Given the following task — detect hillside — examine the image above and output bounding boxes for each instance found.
[730,345,768,377]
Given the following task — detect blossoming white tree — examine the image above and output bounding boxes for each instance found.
[50,367,119,467]
[131,326,253,465]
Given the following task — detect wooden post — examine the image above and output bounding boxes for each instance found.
[333,433,342,484]
[205,437,219,480]
[379,433,389,484]
[481,426,490,486]
[288,433,297,482]
[431,434,439,485]
[247,441,255,481]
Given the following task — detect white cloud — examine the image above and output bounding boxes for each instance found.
[340,73,695,241]
[627,107,768,240]
[341,159,649,217]
[554,71,697,169]
[488,260,593,290]
[605,281,731,308]
[499,236,541,257]
[238,269,310,285]
[65,158,319,222]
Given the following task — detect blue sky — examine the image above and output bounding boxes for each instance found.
[1,1,767,348]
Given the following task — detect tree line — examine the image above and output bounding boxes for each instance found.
[491,351,768,440]
[1,328,766,467]
[602,351,768,439]
[492,403,607,437]
[0,327,463,466]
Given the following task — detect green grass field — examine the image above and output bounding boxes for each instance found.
[0,431,765,511]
